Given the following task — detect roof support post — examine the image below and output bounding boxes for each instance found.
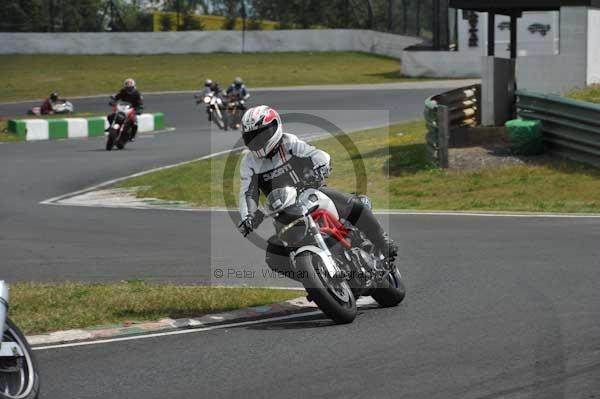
[487,12,495,56]
[510,14,518,59]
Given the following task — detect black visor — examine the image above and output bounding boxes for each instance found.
[243,121,278,151]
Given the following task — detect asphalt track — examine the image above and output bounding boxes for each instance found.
[1,85,600,398]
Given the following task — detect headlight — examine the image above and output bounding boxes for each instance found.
[204,96,211,104]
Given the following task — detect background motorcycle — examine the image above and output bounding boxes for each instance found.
[106,99,135,151]
[0,281,40,399]
[28,100,74,116]
[223,96,245,130]
[196,93,227,131]
[261,171,405,324]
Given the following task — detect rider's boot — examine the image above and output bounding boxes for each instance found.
[129,124,138,142]
[346,197,397,264]
[379,234,398,265]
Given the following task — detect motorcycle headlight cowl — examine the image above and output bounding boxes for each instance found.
[276,216,308,245]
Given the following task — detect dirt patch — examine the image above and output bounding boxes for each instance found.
[449,142,554,170]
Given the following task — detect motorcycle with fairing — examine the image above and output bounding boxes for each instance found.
[260,170,405,324]
[0,281,40,399]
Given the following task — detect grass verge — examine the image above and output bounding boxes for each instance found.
[0,52,425,102]
[0,119,19,142]
[11,281,304,335]
[118,121,600,213]
[565,84,600,104]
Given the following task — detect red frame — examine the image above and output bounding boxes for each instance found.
[311,209,351,249]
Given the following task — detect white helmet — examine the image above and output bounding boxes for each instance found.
[124,78,136,89]
[241,106,283,159]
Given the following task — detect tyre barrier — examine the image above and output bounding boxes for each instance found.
[7,113,165,142]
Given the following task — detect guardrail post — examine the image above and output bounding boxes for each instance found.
[437,105,450,168]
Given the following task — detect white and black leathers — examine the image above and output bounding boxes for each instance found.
[239,133,330,220]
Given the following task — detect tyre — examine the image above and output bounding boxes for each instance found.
[213,111,226,130]
[296,252,357,324]
[106,131,116,151]
[116,129,128,150]
[371,265,406,307]
[222,111,229,131]
[0,319,40,399]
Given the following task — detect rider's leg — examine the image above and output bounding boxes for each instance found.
[106,114,115,131]
[130,115,139,141]
[320,187,398,262]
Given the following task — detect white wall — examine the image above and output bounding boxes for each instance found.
[403,51,481,78]
[0,30,422,59]
[587,9,600,85]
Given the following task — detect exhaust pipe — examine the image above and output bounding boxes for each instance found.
[0,281,8,344]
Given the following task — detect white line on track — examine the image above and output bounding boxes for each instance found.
[33,310,322,351]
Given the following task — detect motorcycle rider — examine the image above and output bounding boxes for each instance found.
[199,80,224,121]
[109,78,144,141]
[40,92,60,115]
[226,77,250,108]
[202,79,215,96]
[237,105,398,279]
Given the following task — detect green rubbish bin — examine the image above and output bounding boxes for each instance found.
[505,118,545,155]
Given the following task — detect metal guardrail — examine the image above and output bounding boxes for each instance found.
[424,84,481,167]
[516,90,600,168]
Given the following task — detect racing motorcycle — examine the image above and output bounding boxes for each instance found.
[261,171,405,324]
[0,281,40,399]
[223,96,245,130]
[196,92,227,131]
[106,99,135,151]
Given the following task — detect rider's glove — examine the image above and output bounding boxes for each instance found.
[314,164,331,180]
[238,211,264,237]
[238,218,253,237]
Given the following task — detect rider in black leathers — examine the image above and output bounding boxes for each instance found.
[109,78,144,141]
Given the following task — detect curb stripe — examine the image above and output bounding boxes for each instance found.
[7,113,165,142]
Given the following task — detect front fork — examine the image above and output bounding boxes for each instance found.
[307,215,343,279]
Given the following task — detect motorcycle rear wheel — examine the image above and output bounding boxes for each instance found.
[371,265,406,307]
[297,253,357,324]
[0,319,40,399]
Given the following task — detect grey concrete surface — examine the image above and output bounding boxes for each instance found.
[0,30,422,59]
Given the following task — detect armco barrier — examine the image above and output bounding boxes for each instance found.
[7,113,164,142]
[424,84,481,167]
[516,90,600,167]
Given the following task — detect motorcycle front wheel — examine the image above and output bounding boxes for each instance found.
[116,129,128,150]
[212,110,226,130]
[297,253,357,324]
[0,319,40,399]
[105,130,116,151]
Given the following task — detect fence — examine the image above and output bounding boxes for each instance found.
[516,90,600,168]
[424,84,481,167]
